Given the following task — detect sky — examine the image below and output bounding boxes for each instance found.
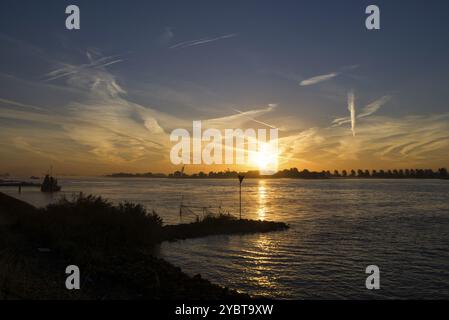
[1,0,449,176]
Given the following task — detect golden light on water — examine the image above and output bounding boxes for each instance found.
[257,180,267,220]
[248,234,278,293]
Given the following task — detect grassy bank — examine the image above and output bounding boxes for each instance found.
[163,214,288,241]
[0,192,288,299]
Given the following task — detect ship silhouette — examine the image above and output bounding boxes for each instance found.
[41,174,61,193]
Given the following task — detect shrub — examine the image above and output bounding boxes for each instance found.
[22,194,163,261]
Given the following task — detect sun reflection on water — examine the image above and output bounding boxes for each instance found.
[257,180,267,220]
[247,233,279,294]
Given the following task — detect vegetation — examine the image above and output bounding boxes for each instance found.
[0,192,287,299]
[106,167,449,179]
[18,195,163,264]
[163,213,288,241]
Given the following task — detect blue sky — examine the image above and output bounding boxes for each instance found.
[1,0,449,175]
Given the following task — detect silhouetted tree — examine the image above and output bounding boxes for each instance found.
[163,167,448,179]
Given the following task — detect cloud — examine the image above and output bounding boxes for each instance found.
[203,104,275,130]
[348,91,356,136]
[1,37,447,174]
[43,51,123,82]
[230,104,278,129]
[357,95,391,118]
[2,48,280,173]
[169,33,237,49]
[299,65,359,86]
[277,113,449,170]
[300,72,338,86]
[1,50,171,167]
[2,70,449,173]
[0,98,44,112]
[332,95,391,137]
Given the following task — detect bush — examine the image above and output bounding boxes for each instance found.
[21,194,163,261]
[200,213,237,223]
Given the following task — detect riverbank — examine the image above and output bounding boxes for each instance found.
[0,179,40,187]
[0,192,288,299]
[106,167,449,180]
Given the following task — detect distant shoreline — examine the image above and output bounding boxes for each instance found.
[105,175,449,180]
[105,169,449,180]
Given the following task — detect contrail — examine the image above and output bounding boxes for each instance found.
[330,95,391,129]
[169,34,237,49]
[300,72,338,86]
[43,54,123,82]
[0,98,45,112]
[348,91,356,136]
[231,107,278,129]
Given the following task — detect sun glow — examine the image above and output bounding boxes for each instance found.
[251,142,279,175]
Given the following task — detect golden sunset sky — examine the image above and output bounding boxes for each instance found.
[1,1,448,176]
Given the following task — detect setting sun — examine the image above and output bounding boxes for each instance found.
[252,142,278,175]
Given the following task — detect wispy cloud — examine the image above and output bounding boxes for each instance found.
[332,94,391,137]
[300,72,338,86]
[230,104,278,129]
[204,104,275,130]
[43,51,123,82]
[358,95,391,118]
[277,113,449,170]
[1,35,447,174]
[2,47,281,173]
[169,33,237,49]
[348,91,356,136]
[0,98,45,112]
[299,65,359,87]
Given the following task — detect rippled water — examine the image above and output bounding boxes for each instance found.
[3,178,449,299]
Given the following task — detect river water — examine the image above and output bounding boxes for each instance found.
[3,177,449,299]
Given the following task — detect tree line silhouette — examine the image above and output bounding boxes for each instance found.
[271,167,448,179]
[109,167,448,179]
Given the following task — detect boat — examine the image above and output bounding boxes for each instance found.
[41,174,61,193]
